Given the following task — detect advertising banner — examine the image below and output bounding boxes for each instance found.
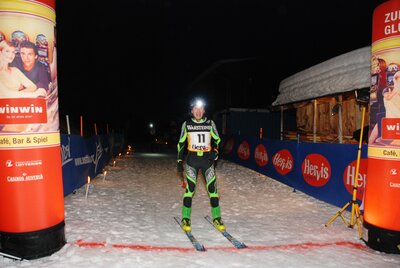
[364,0,400,254]
[61,134,112,196]
[221,135,367,209]
[0,0,65,259]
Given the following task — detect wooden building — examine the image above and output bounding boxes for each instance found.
[272,47,371,144]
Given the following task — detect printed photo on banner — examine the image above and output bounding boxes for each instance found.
[369,49,400,147]
[0,14,58,133]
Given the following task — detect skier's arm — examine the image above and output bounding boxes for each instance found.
[210,120,221,159]
[177,121,188,162]
[177,121,187,188]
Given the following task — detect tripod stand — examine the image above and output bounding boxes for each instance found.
[325,100,366,239]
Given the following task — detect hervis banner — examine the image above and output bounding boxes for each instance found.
[0,0,65,260]
[365,0,400,254]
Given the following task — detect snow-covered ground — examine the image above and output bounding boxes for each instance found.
[1,151,400,268]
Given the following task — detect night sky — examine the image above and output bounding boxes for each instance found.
[55,0,384,141]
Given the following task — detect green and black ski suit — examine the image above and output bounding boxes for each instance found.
[177,117,222,220]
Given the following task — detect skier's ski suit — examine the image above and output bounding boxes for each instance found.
[177,116,222,220]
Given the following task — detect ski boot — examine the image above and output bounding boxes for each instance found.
[213,217,225,231]
[181,218,192,232]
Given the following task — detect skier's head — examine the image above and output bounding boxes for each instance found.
[190,97,206,121]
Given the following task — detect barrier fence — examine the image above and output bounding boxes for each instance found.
[60,133,125,196]
[221,135,368,209]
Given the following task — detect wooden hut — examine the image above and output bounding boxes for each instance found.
[272,46,371,144]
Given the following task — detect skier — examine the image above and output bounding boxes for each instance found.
[176,98,224,232]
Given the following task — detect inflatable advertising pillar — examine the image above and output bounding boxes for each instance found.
[365,0,400,254]
[0,0,65,259]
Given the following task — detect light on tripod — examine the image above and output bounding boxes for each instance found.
[325,88,369,239]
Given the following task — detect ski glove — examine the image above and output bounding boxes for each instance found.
[210,149,219,161]
[177,160,184,172]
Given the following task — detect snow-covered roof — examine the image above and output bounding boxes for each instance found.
[272,46,371,106]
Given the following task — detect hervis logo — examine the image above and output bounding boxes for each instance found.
[224,138,234,155]
[272,149,293,175]
[343,159,367,200]
[254,144,268,167]
[237,141,250,160]
[302,154,331,187]
[382,118,400,140]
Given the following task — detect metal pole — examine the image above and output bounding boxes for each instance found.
[66,115,70,135]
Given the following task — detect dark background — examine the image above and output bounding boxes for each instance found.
[55,0,385,143]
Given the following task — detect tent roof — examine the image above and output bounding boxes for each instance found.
[272,46,371,106]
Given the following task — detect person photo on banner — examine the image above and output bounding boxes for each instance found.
[0,40,47,98]
[11,40,50,92]
[369,56,387,144]
[383,70,400,118]
[382,69,400,146]
[0,40,47,132]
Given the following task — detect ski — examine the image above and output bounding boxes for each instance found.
[0,251,23,261]
[204,215,247,249]
[173,217,206,252]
